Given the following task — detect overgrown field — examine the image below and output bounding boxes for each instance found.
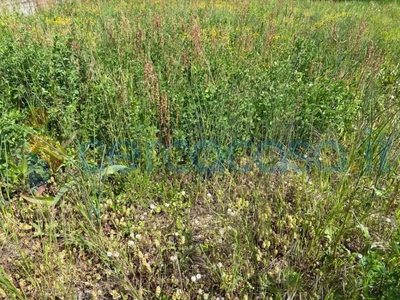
[1,0,400,298]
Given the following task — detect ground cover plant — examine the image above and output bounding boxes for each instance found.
[1,0,400,298]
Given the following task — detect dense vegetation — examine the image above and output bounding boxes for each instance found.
[1,0,400,298]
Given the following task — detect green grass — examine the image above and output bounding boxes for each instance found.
[1,0,400,298]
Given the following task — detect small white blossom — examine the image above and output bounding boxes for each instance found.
[203,294,209,300]
[181,190,186,196]
[150,204,156,210]
[196,273,202,280]
[128,240,135,247]
[197,289,203,294]
[217,262,223,268]
[207,193,212,198]
[170,255,178,262]
[227,208,235,216]
[135,234,142,240]
[191,275,197,282]
[113,252,120,258]
[165,203,170,208]
[391,95,396,100]
[106,251,113,257]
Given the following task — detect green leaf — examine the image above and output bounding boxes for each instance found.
[21,195,58,206]
[54,181,75,204]
[372,185,387,197]
[357,223,371,239]
[100,165,128,177]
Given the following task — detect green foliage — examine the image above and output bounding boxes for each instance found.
[1,0,400,298]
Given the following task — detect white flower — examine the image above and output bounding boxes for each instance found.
[227,209,235,216]
[175,289,182,295]
[113,252,120,258]
[150,204,156,210]
[106,251,113,257]
[170,255,178,262]
[135,234,142,240]
[207,193,212,198]
[181,190,186,196]
[128,240,135,247]
[217,262,223,268]
[196,273,202,280]
[197,288,203,294]
[191,275,197,282]
[391,95,396,100]
[165,203,170,208]
[203,294,209,300]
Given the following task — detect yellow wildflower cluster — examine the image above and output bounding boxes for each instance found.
[45,16,70,25]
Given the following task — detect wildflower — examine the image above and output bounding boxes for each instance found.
[191,275,197,282]
[391,95,396,100]
[198,288,203,294]
[181,190,186,196]
[207,193,212,198]
[170,255,178,262]
[128,240,135,247]
[165,203,170,208]
[227,208,235,216]
[155,286,161,297]
[150,204,156,210]
[196,273,202,280]
[106,251,113,257]
[217,262,223,268]
[203,294,209,300]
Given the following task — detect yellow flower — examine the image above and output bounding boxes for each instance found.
[45,16,71,25]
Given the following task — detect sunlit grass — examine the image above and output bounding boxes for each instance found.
[1,0,400,299]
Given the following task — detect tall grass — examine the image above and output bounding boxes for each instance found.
[1,0,400,298]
